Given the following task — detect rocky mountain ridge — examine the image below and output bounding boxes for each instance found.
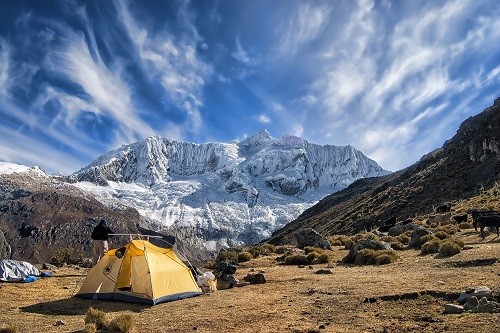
[268,98,500,245]
[66,130,387,252]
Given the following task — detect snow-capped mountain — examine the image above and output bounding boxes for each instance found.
[70,130,389,252]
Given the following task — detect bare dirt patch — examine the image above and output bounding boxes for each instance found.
[1,231,499,333]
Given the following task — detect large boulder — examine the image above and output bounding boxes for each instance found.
[294,228,331,250]
[388,223,419,236]
[457,286,493,304]
[343,238,392,264]
[409,227,431,248]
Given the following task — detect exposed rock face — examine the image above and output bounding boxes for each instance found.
[294,228,331,250]
[269,98,500,244]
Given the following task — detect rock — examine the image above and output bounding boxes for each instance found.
[464,296,479,310]
[294,228,332,250]
[409,227,431,248]
[220,274,239,287]
[444,304,464,314]
[457,286,492,304]
[343,239,392,263]
[54,320,66,326]
[236,281,250,287]
[315,269,333,274]
[216,280,232,290]
[243,273,266,284]
[478,297,489,306]
[388,223,418,236]
[476,301,500,313]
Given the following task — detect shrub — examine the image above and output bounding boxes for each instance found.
[353,249,398,265]
[420,240,442,255]
[389,240,405,251]
[448,238,465,248]
[83,323,97,333]
[304,246,323,255]
[433,231,450,240]
[0,324,18,333]
[316,253,330,264]
[343,238,355,250]
[50,247,84,267]
[284,254,309,265]
[435,224,460,235]
[85,307,108,330]
[439,241,461,257]
[108,314,134,333]
[327,236,344,246]
[215,250,239,264]
[275,246,289,254]
[248,246,266,258]
[419,234,439,247]
[260,243,276,254]
[375,252,398,265]
[396,234,410,245]
[237,251,253,263]
[458,222,473,229]
[306,252,318,264]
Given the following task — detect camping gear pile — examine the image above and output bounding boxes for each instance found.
[0,259,51,283]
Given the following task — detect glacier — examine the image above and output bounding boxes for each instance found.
[69,130,389,253]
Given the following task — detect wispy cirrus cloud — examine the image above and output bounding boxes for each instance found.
[0,38,11,99]
[278,2,331,54]
[115,0,212,136]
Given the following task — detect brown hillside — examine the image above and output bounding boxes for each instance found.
[269,99,500,245]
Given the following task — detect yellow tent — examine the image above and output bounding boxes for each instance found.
[75,239,202,305]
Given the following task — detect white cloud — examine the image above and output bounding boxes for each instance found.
[0,39,11,99]
[232,37,258,65]
[255,114,271,124]
[278,3,331,54]
[116,0,212,136]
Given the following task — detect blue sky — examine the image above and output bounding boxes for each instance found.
[0,0,499,175]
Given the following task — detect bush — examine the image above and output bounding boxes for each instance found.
[353,249,398,265]
[85,307,108,330]
[396,234,410,245]
[439,241,461,257]
[215,250,239,264]
[433,231,450,240]
[315,253,330,264]
[435,224,460,235]
[420,240,442,255]
[248,246,266,258]
[304,246,323,255]
[0,324,18,333]
[448,238,464,248]
[108,314,134,333]
[342,238,355,250]
[458,222,473,229]
[83,323,97,333]
[389,240,405,251]
[50,247,84,267]
[418,234,439,247]
[237,251,254,263]
[327,236,344,246]
[284,254,309,265]
[275,246,289,254]
[261,243,276,254]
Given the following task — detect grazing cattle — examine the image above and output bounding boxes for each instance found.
[468,209,499,231]
[476,214,500,239]
[435,203,452,213]
[452,214,468,223]
[377,216,397,233]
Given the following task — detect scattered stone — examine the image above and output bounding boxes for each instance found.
[315,269,333,275]
[457,286,492,304]
[444,304,464,314]
[294,228,332,250]
[54,320,66,326]
[308,265,314,270]
[243,273,266,284]
[236,281,250,287]
[464,296,479,310]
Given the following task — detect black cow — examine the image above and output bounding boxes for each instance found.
[435,203,451,213]
[467,209,499,231]
[476,214,500,239]
[452,214,468,223]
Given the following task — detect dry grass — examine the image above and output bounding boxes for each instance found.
[1,229,499,333]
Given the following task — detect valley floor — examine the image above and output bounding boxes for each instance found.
[1,230,499,333]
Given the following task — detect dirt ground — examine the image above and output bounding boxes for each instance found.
[1,230,499,333]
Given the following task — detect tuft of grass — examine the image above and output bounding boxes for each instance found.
[108,314,134,333]
[458,222,473,229]
[420,239,442,255]
[84,307,108,330]
[284,254,309,265]
[433,231,450,240]
[83,323,97,333]
[260,243,276,254]
[353,249,398,265]
[237,251,253,263]
[304,246,324,255]
[342,238,355,250]
[247,246,266,258]
[439,241,461,257]
[0,324,18,333]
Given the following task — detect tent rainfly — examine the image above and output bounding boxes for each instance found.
[75,239,202,305]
